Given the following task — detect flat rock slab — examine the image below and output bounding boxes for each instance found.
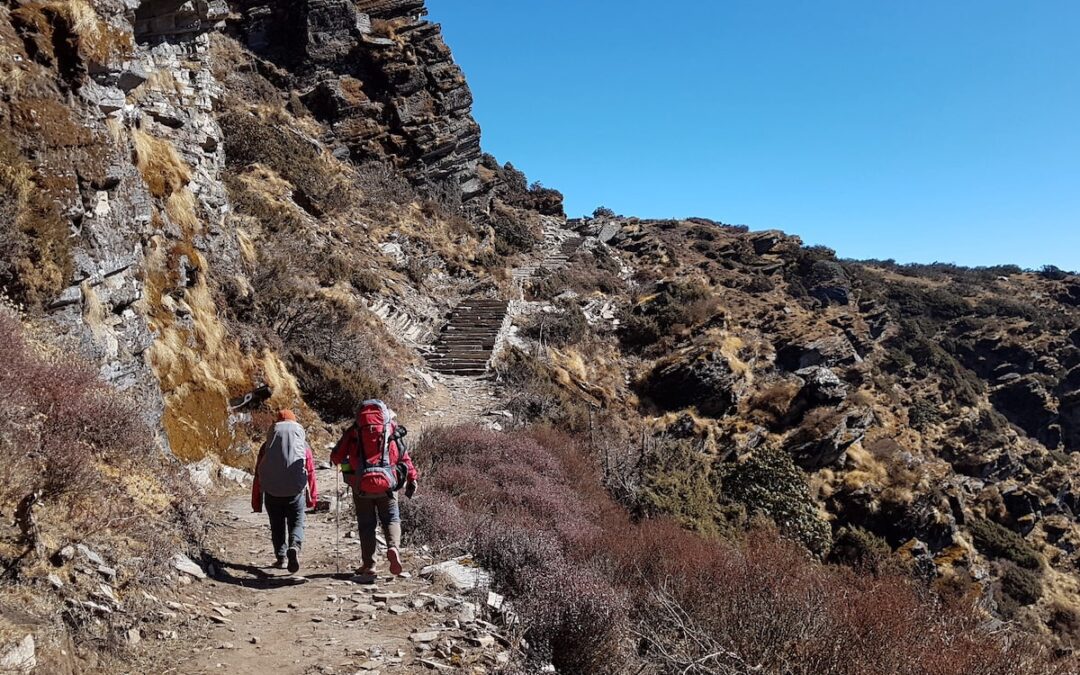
[409,631,440,643]
[419,558,492,591]
[172,553,207,580]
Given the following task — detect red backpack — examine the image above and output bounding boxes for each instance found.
[351,400,402,494]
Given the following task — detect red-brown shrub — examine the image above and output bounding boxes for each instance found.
[408,425,1069,674]
[0,308,202,572]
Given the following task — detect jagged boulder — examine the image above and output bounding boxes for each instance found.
[644,349,741,418]
[775,334,860,371]
[807,259,851,306]
[785,405,874,470]
[999,483,1056,533]
[990,376,1061,450]
[794,366,847,406]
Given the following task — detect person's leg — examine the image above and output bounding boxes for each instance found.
[285,492,305,573]
[353,491,378,572]
[378,494,403,575]
[286,492,305,551]
[264,495,287,564]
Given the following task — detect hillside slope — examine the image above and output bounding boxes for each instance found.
[2,0,1080,670]
[506,215,1080,646]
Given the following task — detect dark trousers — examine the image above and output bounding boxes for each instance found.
[264,492,305,558]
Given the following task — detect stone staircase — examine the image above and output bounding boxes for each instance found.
[428,228,587,377]
[425,298,510,376]
[511,228,584,283]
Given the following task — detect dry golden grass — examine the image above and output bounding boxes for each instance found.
[12,0,131,66]
[132,128,191,198]
[142,238,305,464]
[165,188,199,234]
[0,137,71,305]
[370,17,412,44]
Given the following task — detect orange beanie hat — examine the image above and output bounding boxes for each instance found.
[277,409,297,422]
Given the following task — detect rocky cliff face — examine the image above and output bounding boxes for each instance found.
[226,0,497,210]
[1,0,554,461]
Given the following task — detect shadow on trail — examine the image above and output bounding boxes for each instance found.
[207,557,354,590]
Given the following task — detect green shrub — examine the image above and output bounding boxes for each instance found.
[289,352,393,422]
[522,302,588,347]
[618,279,718,349]
[970,518,1042,570]
[491,209,539,255]
[829,526,892,570]
[908,399,942,429]
[639,439,725,536]
[219,111,350,214]
[719,447,832,556]
[1000,561,1042,609]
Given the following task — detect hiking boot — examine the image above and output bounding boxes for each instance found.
[271,556,286,569]
[286,547,300,574]
[387,547,403,576]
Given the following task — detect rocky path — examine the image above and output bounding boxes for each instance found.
[130,230,587,673]
[510,228,583,284]
[139,465,510,675]
[427,227,585,379]
[132,357,514,674]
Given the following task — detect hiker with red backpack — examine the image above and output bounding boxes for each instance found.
[330,400,418,578]
[251,410,318,573]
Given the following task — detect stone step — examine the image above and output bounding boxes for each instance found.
[433,350,493,357]
[432,341,494,347]
[431,367,488,376]
[444,319,504,324]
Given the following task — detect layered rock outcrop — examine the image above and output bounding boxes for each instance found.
[2,0,556,460]
[227,0,494,210]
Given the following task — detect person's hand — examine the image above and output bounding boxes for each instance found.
[405,480,417,499]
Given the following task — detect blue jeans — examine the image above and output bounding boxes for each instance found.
[264,493,305,558]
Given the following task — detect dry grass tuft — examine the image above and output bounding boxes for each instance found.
[12,0,131,67]
[0,137,71,305]
[165,188,199,234]
[132,128,191,198]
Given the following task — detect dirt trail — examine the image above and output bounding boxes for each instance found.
[127,234,567,673]
[133,376,511,674]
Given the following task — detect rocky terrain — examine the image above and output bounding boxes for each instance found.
[507,215,1080,647]
[2,0,1080,672]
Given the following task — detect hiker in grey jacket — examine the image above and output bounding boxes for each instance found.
[251,410,318,573]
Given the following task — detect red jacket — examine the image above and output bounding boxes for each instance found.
[251,445,318,512]
[330,423,418,488]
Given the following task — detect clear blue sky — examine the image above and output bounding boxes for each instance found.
[427,1,1080,270]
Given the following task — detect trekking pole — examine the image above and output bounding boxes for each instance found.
[334,467,341,576]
